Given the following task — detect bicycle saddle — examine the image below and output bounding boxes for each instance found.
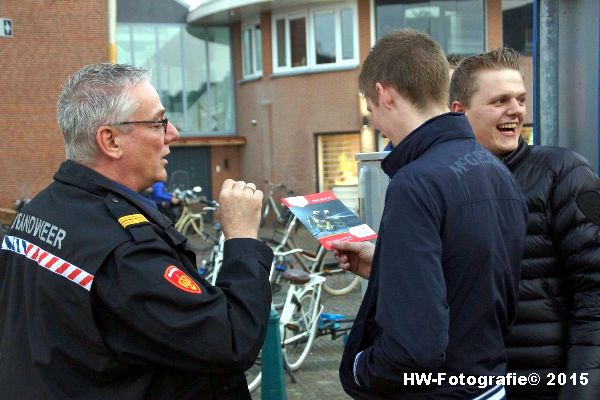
[283,269,310,285]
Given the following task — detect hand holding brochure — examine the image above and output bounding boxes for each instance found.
[280,191,377,250]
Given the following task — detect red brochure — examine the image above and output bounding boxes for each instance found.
[281,191,377,250]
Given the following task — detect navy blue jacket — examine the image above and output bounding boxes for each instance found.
[339,113,527,399]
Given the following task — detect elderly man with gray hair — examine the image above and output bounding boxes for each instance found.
[0,63,273,399]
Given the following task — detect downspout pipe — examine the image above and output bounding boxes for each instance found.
[538,0,559,146]
[108,0,117,63]
[533,0,539,144]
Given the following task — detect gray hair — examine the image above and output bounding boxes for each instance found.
[57,63,151,163]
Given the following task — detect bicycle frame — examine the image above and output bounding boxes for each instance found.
[262,181,291,225]
[280,274,325,345]
[205,233,224,285]
[268,215,360,295]
[247,261,326,391]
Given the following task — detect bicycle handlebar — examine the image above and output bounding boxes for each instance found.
[263,180,287,190]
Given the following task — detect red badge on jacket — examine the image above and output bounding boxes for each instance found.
[163,265,202,294]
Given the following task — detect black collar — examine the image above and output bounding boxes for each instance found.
[53,160,172,228]
[501,137,530,170]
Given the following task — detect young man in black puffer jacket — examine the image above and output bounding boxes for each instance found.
[450,47,600,400]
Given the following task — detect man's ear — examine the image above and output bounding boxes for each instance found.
[96,125,122,160]
[376,83,394,110]
[451,101,465,113]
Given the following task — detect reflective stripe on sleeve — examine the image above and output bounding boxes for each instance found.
[2,234,94,291]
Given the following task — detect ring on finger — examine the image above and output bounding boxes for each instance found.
[244,184,256,192]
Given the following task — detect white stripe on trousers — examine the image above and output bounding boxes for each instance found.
[473,385,505,400]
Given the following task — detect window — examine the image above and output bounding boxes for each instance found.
[273,2,358,74]
[242,21,262,78]
[502,0,533,54]
[317,133,360,212]
[375,0,485,55]
[117,24,235,136]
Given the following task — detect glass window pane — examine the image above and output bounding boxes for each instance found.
[254,25,262,72]
[314,11,336,64]
[242,28,253,76]
[131,25,158,82]
[375,1,484,55]
[340,8,354,60]
[157,26,184,132]
[208,28,234,132]
[116,25,132,64]
[276,19,287,67]
[502,0,533,54]
[184,28,210,133]
[317,133,360,211]
[290,17,307,67]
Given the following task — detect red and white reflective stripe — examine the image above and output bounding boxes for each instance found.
[2,234,94,291]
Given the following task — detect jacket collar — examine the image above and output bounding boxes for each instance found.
[381,112,474,177]
[53,160,171,227]
[501,137,530,171]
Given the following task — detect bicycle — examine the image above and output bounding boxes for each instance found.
[261,180,293,226]
[172,187,217,251]
[198,220,224,286]
[267,214,361,297]
[245,252,326,392]
[316,312,354,343]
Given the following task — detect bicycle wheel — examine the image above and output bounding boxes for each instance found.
[322,263,360,296]
[313,248,360,296]
[281,288,318,371]
[245,350,262,392]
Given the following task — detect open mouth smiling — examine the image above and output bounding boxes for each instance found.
[497,122,518,134]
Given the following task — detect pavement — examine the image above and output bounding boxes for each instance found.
[193,221,362,400]
[251,286,361,400]
[251,224,361,400]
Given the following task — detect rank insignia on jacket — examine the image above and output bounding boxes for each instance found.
[118,213,149,228]
[164,265,202,294]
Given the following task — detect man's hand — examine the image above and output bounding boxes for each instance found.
[217,179,263,240]
[330,241,375,279]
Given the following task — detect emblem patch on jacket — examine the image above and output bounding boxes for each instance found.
[163,265,202,294]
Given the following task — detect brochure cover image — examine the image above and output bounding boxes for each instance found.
[280,191,377,250]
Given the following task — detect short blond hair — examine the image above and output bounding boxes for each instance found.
[449,47,523,107]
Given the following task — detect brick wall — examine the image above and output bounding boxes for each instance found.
[233,1,370,196]
[0,1,108,208]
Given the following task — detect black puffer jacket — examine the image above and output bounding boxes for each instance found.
[503,139,600,399]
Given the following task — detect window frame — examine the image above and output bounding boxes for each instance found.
[272,1,359,75]
[373,0,486,55]
[241,19,263,79]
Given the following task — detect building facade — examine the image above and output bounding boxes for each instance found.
[0,0,107,208]
[1,0,597,210]
[188,0,536,207]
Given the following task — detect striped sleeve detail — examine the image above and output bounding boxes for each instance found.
[2,234,94,291]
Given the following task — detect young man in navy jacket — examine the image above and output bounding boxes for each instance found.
[332,30,527,399]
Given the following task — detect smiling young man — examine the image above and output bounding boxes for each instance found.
[450,48,600,399]
[0,63,273,399]
[332,31,527,399]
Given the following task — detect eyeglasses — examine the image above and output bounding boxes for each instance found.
[113,116,169,135]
